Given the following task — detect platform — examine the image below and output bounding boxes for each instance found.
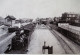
[58,24,80,35]
[27,25,65,54]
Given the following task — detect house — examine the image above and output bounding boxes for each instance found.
[5,15,16,27]
[61,12,78,22]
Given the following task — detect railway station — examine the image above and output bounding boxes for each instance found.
[0,14,80,54]
[0,0,80,54]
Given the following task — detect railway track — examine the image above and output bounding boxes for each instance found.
[49,28,80,54]
[50,30,74,54]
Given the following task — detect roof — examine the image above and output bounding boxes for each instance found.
[63,12,78,15]
[5,15,16,20]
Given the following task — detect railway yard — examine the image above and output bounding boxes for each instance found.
[0,12,80,54]
[0,0,80,54]
[0,22,80,54]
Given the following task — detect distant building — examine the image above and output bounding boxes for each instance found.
[54,17,61,22]
[5,15,16,27]
[15,20,20,23]
[25,19,33,23]
[61,12,79,22]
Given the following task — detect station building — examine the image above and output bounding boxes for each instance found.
[5,15,16,27]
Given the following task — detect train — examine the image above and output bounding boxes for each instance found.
[12,23,36,50]
[0,22,36,53]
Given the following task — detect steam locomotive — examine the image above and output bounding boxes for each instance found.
[8,22,36,50]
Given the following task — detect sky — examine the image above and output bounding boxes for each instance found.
[0,0,80,19]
